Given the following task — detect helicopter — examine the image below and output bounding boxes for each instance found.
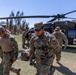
[0,10,76,45]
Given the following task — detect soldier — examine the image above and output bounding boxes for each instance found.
[0,26,21,75]
[0,28,14,65]
[22,29,34,48]
[29,22,61,75]
[52,26,68,62]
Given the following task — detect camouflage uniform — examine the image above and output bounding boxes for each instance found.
[0,26,21,75]
[30,22,61,75]
[0,29,14,65]
[22,30,34,48]
[52,26,68,61]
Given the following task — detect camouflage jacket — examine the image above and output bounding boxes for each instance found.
[10,36,19,58]
[30,31,61,60]
[52,31,68,47]
[0,34,19,59]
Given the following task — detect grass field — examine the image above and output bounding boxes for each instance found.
[0,34,76,75]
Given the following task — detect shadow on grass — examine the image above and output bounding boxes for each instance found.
[54,62,76,75]
[62,47,76,54]
[0,65,3,75]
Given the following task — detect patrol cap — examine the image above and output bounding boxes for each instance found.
[34,22,44,31]
[55,26,60,31]
[0,26,5,34]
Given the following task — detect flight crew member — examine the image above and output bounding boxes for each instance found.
[52,26,68,62]
[0,26,21,75]
[29,22,61,75]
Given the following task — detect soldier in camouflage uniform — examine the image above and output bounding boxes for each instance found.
[22,29,34,48]
[22,29,30,48]
[0,28,14,65]
[52,26,68,62]
[0,26,21,75]
[29,22,61,75]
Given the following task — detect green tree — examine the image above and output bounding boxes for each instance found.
[15,11,24,27]
[9,11,14,33]
[21,20,29,31]
[9,11,24,34]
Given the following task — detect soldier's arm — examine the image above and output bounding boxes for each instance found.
[51,35,61,60]
[10,38,19,59]
[62,33,68,47]
[29,37,35,62]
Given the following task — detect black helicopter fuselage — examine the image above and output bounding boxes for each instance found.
[43,21,76,45]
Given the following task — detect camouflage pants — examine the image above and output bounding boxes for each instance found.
[35,55,54,75]
[3,52,18,75]
[55,48,62,61]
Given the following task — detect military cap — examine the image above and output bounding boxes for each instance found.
[55,26,60,31]
[34,22,44,30]
[0,26,5,34]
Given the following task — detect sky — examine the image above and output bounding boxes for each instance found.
[0,0,76,28]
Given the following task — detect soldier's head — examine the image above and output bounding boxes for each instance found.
[55,26,60,34]
[0,26,6,37]
[34,22,44,36]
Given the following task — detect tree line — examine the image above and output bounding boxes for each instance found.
[0,11,29,34]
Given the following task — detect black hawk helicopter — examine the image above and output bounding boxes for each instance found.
[0,10,76,45]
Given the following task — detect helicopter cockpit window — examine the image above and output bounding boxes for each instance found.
[67,29,76,38]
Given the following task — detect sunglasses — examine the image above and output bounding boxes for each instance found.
[55,30,60,31]
[35,29,41,31]
[35,26,44,31]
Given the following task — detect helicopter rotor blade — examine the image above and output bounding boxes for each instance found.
[0,15,56,20]
[64,17,76,19]
[64,10,76,15]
